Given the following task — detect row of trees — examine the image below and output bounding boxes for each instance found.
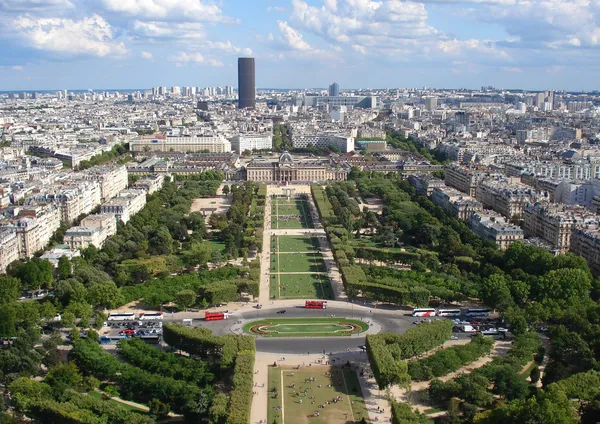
[71,335,211,418]
[367,321,453,388]
[210,182,265,258]
[77,143,128,170]
[161,324,256,424]
[407,334,494,381]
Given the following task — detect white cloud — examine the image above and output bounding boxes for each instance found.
[278,20,312,51]
[501,66,522,72]
[205,40,252,55]
[0,0,74,12]
[168,51,223,66]
[131,20,205,41]
[101,0,237,23]
[12,14,128,57]
[140,51,153,59]
[11,65,23,70]
[267,6,285,13]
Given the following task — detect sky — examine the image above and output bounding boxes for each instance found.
[1,0,600,91]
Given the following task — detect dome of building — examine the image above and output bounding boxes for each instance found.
[279,151,294,164]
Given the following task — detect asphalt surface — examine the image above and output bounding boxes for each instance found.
[104,305,420,353]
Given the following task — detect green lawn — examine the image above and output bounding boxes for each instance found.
[267,367,370,424]
[271,198,314,229]
[271,235,321,253]
[275,253,326,273]
[269,235,332,300]
[244,318,368,337]
[272,273,333,299]
[208,239,227,254]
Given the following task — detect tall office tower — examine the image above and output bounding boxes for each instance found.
[545,90,555,111]
[424,97,437,111]
[238,57,255,109]
[535,92,545,108]
[171,86,181,95]
[158,86,167,95]
[328,82,339,97]
[63,89,67,99]
[225,85,233,97]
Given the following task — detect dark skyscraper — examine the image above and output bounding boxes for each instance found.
[328,82,339,97]
[237,57,255,109]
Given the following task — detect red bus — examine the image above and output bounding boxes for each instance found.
[305,300,327,309]
[205,312,226,321]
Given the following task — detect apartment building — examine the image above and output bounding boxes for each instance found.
[0,228,19,272]
[132,174,164,195]
[408,175,446,196]
[470,211,524,250]
[13,204,61,258]
[100,189,146,224]
[77,165,128,202]
[130,134,232,153]
[523,203,599,253]
[476,180,536,220]
[444,164,487,197]
[64,226,107,250]
[571,226,600,275]
[431,186,483,221]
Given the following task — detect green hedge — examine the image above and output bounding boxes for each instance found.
[553,369,600,401]
[407,334,494,380]
[163,324,238,368]
[226,351,255,424]
[311,185,335,221]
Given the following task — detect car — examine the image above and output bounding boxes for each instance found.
[277,310,287,314]
[413,320,421,325]
[450,335,459,340]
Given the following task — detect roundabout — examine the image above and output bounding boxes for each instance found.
[244,317,369,337]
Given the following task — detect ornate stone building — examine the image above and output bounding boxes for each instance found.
[246,152,349,183]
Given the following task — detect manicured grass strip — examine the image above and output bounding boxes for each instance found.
[244,318,369,337]
[267,367,370,424]
[277,273,333,300]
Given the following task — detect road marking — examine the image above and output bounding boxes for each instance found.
[341,369,356,422]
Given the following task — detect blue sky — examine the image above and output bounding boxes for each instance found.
[1,0,599,91]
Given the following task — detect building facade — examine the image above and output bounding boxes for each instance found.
[131,135,231,153]
[231,134,272,153]
[246,152,349,183]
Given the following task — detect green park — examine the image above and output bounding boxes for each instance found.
[271,196,314,229]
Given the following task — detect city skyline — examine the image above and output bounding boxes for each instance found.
[1,0,600,91]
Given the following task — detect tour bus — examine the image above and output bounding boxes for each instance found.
[437,309,462,317]
[107,312,136,321]
[139,312,164,321]
[305,300,327,309]
[411,308,437,317]
[205,312,227,321]
[466,308,491,317]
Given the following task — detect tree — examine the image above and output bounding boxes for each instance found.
[57,256,71,280]
[44,362,83,392]
[149,226,174,255]
[12,258,53,292]
[182,241,211,267]
[87,281,121,309]
[175,290,196,311]
[222,185,230,196]
[530,365,540,384]
[0,275,20,304]
[61,311,75,327]
[0,305,16,337]
[149,398,170,418]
